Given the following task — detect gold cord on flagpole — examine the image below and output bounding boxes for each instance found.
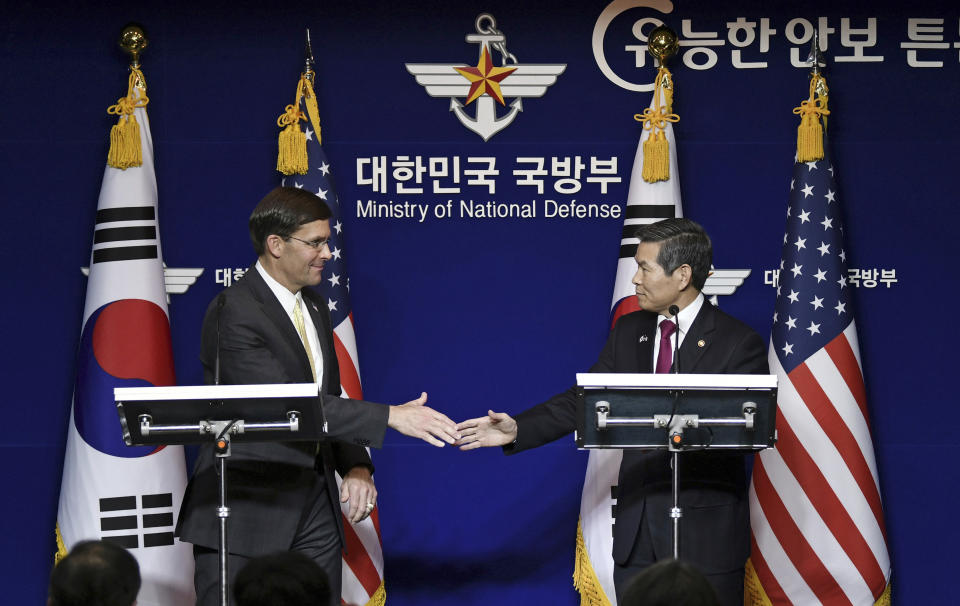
[635,26,679,184]
[276,75,310,176]
[107,25,149,170]
[793,73,829,163]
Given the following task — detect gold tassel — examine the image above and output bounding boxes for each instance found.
[634,66,679,183]
[276,75,312,176]
[54,523,68,565]
[106,68,148,169]
[572,519,613,606]
[363,579,386,606]
[793,74,829,162]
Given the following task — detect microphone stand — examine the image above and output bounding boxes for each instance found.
[668,304,682,560]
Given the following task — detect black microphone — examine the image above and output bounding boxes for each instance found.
[214,293,226,386]
[668,304,680,374]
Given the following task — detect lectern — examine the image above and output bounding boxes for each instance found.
[575,373,777,558]
[115,383,325,606]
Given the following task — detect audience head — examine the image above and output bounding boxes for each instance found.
[48,540,140,606]
[234,551,332,606]
[620,559,719,606]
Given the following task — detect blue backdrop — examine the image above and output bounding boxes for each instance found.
[3,0,957,602]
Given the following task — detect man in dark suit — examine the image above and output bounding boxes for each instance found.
[177,186,459,605]
[456,218,767,605]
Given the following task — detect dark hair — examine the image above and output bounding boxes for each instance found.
[621,559,719,606]
[249,186,332,256]
[49,540,140,606]
[635,218,712,291]
[234,551,331,606]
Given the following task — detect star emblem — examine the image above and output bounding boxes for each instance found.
[798,210,811,223]
[782,342,794,356]
[785,316,797,330]
[791,263,803,277]
[316,187,328,201]
[817,242,830,256]
[328,273,340,286]
[835,301,846,315]
[318,161,330,176]
[825,189,836,203]
[328,299,338,312]
[788,290,799,303]
[454,45,517,105]
[814,268,827,283]
[331,246,342,260]
[801,184,815,198]
[794,236,806,250]
[811,295,824,310]
[821,216,834,230]
[305,127,314,142]
[807,321,821,335]
[806,160,818,171]
[334,221,343,234]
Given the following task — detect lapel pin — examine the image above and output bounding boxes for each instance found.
[311,302,318,312]
[697,339,706,348]
[639,335,649,343]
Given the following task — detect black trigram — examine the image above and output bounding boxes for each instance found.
[99,493,175,548]
[618,205,677,259]
[610,484,619,537]
[91,206,158,264]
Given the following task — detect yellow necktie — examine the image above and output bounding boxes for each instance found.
[292,297,317,382]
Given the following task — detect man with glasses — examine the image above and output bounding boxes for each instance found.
[177,186,459,604]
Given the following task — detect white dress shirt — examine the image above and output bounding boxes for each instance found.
[651,292,705,373]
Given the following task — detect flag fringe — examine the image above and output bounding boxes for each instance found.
[793,74,829,163]
[573,519,613,606]
[635,66,679,184]
[54,523,68,565]
[106,68,148,169]
[363,579,386,606]
[744,557,892,606]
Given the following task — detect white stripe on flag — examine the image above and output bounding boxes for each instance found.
[340,555,370,606]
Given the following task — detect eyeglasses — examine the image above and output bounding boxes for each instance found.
[288,236,330,250]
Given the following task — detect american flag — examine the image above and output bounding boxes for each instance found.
[747,143,891,604]
[281,78,385,606]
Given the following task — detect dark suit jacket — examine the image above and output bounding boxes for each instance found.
[505,300,767,573]
[176,266,390,556]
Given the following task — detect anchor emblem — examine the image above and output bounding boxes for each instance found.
[406,13,566,141]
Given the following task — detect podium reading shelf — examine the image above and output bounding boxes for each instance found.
[574,373,778,559]
[115,382,325,606]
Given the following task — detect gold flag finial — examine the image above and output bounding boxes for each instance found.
[794,24,830,162]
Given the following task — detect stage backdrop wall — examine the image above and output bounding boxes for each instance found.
[2,0,957,602]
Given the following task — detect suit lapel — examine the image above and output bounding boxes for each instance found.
[679,301,716,372]
[636,312,658,373]
[242,266,315,382]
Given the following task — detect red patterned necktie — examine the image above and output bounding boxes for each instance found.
[656,318,677,374]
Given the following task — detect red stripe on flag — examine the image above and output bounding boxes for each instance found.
[774,418,887,596]
[824,335,868,430]
[790,363,887,540]
[610,296,639,329]
[341,512,382,596]
[749,531,788,605]
[752,458,845,605]
[333,332,363,400]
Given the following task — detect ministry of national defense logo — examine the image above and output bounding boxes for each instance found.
[406,13,566,141]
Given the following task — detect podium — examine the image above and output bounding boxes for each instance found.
[115,383,326,606]
[575,373,777,558]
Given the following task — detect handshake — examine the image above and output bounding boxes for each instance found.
[387,392,515,450]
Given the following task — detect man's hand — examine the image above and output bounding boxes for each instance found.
[387,392,460,447]
[455,410,518,450]
[340,466,377,524]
